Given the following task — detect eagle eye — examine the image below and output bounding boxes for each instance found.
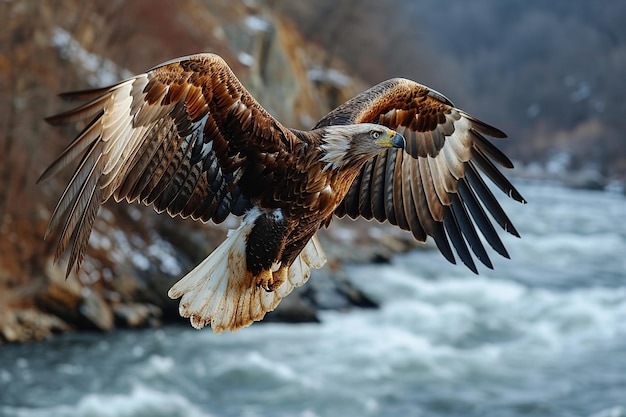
[370,130,380,139]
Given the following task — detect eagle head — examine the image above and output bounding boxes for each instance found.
[320,123,405,170]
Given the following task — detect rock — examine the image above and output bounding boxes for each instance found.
[331,272,378,309]
[265,288,319,324]
[78,288,114,331]
[0,309,70,343]
[35,261,114,331]
[302,270,377,311]
[113,303,162,328]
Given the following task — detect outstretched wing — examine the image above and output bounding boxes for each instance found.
[41,53,296,276]
[315,78,526,273]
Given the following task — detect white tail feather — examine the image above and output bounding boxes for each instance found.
[168,224,327,333]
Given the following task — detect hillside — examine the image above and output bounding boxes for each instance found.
[281,0,626,184]
[0,0,414,342]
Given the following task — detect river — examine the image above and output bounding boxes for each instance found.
[1,181,625,417]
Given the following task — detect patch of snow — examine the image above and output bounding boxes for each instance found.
[79,261,101,285]
[592,99,605,113]
[237,51,255,67]
[212,26,225,40]
[308,67,351,88]
[367,227,385,239]
[127,206,143,222]
[146,234,183,276]
[329,227,358,243]
[88,229,112,251]
[129,233,146,248]
[131,252,150,271]
[570,81,591,102]
[110,229,136,264]
[546,152,571,175]
[99,207,114,222]
[51,27,133,86]
[300,113,315,128]
[80,286,92,298]
[242,0,259,8]
[102,268,113,281]
[243,15,270,33]
[526,103,540,118]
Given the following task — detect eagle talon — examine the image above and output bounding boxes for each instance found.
[255,269,274,292]
[268,267,288,291]
[254,267,287,292]
[266,278,280,292]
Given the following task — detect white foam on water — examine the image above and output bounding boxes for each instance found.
[0,369,12,383]
[338,262,626,380]
[152,184,624,412]
[76,384,213,417]
[4,182,624,417]
[590,406,626,417]
[517,231,624,259]
[205,349,306,386]
[221,350,283,376]
[1,384,215,417]
[136,355,176,379]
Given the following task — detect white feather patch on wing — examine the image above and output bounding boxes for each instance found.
[167,225,327,333]
[288,234,327,283]
[276,234,327,299]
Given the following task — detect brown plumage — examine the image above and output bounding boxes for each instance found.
[41,53,525,332]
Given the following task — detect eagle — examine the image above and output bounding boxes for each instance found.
[41,53,525,333]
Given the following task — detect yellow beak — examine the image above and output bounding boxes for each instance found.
[375,130,405,148]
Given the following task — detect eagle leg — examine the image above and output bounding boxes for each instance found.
[255,269,275,291]
[255,266,288,292]
[246,207,289,291]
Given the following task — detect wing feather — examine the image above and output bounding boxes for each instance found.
[417,155,443,222]
[358,159,374,220]
[465,163,520,238]
[401,156,428,242]
[457,177,509,259]
[38,115,103,183]
[43,53,296,276]
[442,204,477,273]
[66,183,102,275]
[426,155,452,206]
[370,153,388,222]
[335,166,356,218]
[471,147,525,203]
[45,94,111,126]
[382,149,398,225]
[450,195,492,269]
[55,149,103,261]
[316,78,525,272]
[45,142,102,240]
[391,150,410,230]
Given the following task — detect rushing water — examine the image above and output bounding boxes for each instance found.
[1,181,625,417]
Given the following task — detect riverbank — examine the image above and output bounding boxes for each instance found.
[0,217,423,343]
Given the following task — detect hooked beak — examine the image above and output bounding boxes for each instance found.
[375,130,405,149]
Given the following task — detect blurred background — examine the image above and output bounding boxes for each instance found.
[0,1,625,416]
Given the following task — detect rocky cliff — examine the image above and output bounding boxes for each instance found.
[0,0,421,342]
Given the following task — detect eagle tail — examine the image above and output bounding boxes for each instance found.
[167,223,326,333]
